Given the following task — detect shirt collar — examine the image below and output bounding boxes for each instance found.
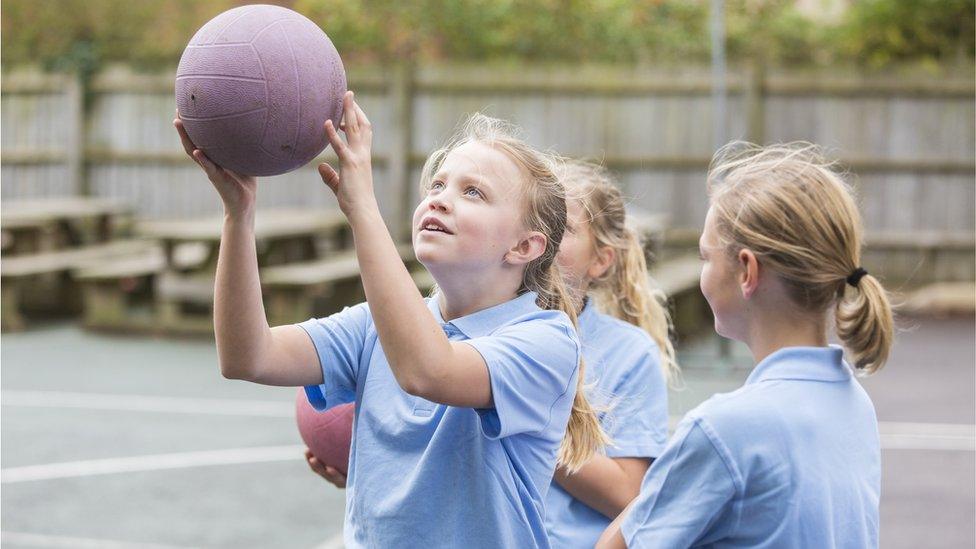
[426,291,542,338]
[745,345,852,385]
[578,296,597,326]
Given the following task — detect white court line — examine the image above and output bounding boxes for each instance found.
[664,416,975,451]
[879,421,976,451]
[1,390,293,417]
[2,426,972,486]
[0,531,195,549]
[6,391,974,438]
[1,445,305,484]
[878,421,976,436]
[881,435,975,451]
[1,391,972,486]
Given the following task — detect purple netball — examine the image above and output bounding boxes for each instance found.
[175,5,346,177]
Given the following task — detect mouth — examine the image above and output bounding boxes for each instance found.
[418,216,454,235]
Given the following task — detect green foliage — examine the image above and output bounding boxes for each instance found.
[829,0,975,68]
[293,0,712,63]
[1,0,237,72]
[725,0,822,65]
[2,0,973,72]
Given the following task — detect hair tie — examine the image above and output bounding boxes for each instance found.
[846,267,868,287]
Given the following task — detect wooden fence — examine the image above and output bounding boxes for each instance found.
[3,63,974,282]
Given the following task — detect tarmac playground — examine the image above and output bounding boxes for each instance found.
[2,314,973,548]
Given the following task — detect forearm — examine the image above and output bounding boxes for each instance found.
[553,455,648,519]
[346,207,454,394]
[320,93,486,404]
[596,502,633,549]
[213,211,272,379]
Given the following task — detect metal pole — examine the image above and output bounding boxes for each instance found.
[710,0,733,364]
[710,0,727,151]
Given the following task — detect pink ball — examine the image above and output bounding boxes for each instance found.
[295,391,354,475]
[175,4,346,176]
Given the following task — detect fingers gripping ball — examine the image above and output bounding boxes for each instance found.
[176,4,346,176]
[295,391,354,475]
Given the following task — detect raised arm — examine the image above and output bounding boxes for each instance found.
[318,92,491,408]
[174,116,320,386]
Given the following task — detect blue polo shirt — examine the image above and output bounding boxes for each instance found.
[299,292,581,549]
[545,300,669,548]
[621,346,881,548]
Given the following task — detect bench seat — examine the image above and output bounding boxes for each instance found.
[1,239,158,331]
[260,245,427,325]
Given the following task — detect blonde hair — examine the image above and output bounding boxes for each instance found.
[558,160,680,386]
[707,142,894,374]
[419,114,609,471]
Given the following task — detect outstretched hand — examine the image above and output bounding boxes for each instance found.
[173,111,257,216]
[318,91,376,216]
[304,448,347,489]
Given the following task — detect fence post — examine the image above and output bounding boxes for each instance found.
[745,60,766,144]
[66,72,89,196]
[390,63,414,241]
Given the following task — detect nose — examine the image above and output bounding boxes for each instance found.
[428,195,451,213]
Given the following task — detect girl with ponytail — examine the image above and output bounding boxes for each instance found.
[599,142,893,548]
[545,160,679,548]
[177,91,602,548]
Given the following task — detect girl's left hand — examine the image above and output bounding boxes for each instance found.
[304,448,347,489]
[319,91,376,216]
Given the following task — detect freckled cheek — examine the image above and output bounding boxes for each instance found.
[410,203,426,230]
[475,229,516,260]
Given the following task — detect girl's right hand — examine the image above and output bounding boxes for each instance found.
[174,111,257,217]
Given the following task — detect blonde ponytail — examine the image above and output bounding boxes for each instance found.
[542,262,610,472]
[558,159,681,386]
[600,228,681,386]
[708,141,895,374]
[835,274,893,374]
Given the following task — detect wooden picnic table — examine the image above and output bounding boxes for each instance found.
[133,207,350,334]
[135,207,349,272]
[626,207,671,265]
[0,196,132,254]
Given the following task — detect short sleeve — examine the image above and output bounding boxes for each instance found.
[464,315,581,440]
[297,302,371,412]
[602,345,669,459]
[621,417,742,548]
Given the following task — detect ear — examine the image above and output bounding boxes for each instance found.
[586,245,616,280]
[737,248,760,299]
[505,231,547,266]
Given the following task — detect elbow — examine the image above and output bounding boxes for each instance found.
[218,359,256,382]
[398,375,431,399]
[220,367,244,381]
[400,380,421,397]
[394,363,440,400]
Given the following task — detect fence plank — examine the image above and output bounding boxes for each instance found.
[1,64,972,242]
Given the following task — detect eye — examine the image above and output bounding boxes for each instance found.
[464,186,484,199]
[428,180,445,192]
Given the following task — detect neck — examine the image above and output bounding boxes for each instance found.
[572,280,592,316]
[430,264,523,321]
[744,307,828,365]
